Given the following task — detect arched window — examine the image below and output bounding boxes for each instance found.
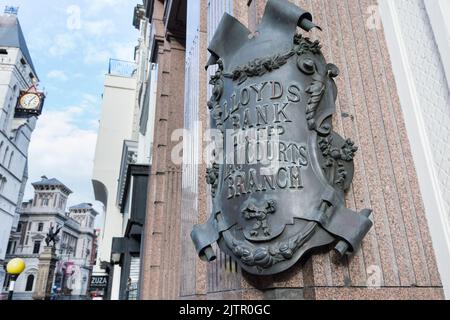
[8,151,13,169]
[3,146,9,164]
[25,274,35,292]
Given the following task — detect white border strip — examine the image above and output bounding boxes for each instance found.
[379,0,450,299]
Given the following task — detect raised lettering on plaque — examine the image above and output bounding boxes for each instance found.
[191,0,373,275]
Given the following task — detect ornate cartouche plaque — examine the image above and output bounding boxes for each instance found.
[191,0,373,275]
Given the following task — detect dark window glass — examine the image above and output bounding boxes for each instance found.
[16,222,22,232]
[25,275,34,292]
[3,275,10,290]
[6,241,12,254]
[33,241,41,254]
[38,223,44,232]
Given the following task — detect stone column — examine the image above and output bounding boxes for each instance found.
[140,0,186,300]
[33,246,58,300]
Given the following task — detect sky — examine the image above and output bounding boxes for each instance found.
[3,0,139,220]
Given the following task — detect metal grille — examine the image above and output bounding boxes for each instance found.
[108,59,137,78]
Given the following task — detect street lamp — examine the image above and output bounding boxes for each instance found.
[6,258,26,300]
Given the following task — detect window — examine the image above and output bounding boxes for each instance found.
[25,275,34,292]
[0,48,7,55]
[19,222,28,245]
[28,222,32,230]
[61,232,78,256]
[7,152,13,169]
[58,197,65,209]
[0,177,6,193]
[42,198,49,206]
[3,275,10,291]
[6,241,13,254]
[20,57,26,65]
[38,223,44,232]
[33,241,41,254]
[3,146,9,164]
[16,222,22,232]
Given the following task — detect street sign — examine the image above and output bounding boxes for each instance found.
[90,275,108,289]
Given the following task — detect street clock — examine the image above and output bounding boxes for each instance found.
[15,86,45,116]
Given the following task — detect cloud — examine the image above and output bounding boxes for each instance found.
[111,42,136,61]
[49,33,77,57]
[82,41,136,65]
[83,44,111,64]
[47,70,68,81]
[84,0,126,15]
[25,106,98,208]
[83,19,116,37]
[82,94,99,105]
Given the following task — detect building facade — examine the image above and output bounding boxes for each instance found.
[138,0,449,299]
[91,8,157,299]
[2,177,98,300]
[91,59,138,300]
[0,13,42,288]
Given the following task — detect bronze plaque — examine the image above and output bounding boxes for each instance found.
[191,0,372,276]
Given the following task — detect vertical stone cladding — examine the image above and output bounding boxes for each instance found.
[188,0,444,300]
[140,0,185,300]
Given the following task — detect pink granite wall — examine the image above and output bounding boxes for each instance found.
[140,0,185,300]
[190,0,443,300]
[143,0,444,300]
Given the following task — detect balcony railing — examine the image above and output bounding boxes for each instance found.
[108,59,137,78]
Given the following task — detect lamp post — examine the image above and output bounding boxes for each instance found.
[6,258,26,300]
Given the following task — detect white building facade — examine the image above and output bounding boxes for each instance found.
[3,177,98,300]
[0,14,41,288]
[91,56,139,300]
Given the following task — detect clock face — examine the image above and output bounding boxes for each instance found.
[19,93,41,110]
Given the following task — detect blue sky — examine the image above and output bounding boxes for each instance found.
[4,1,139,215]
